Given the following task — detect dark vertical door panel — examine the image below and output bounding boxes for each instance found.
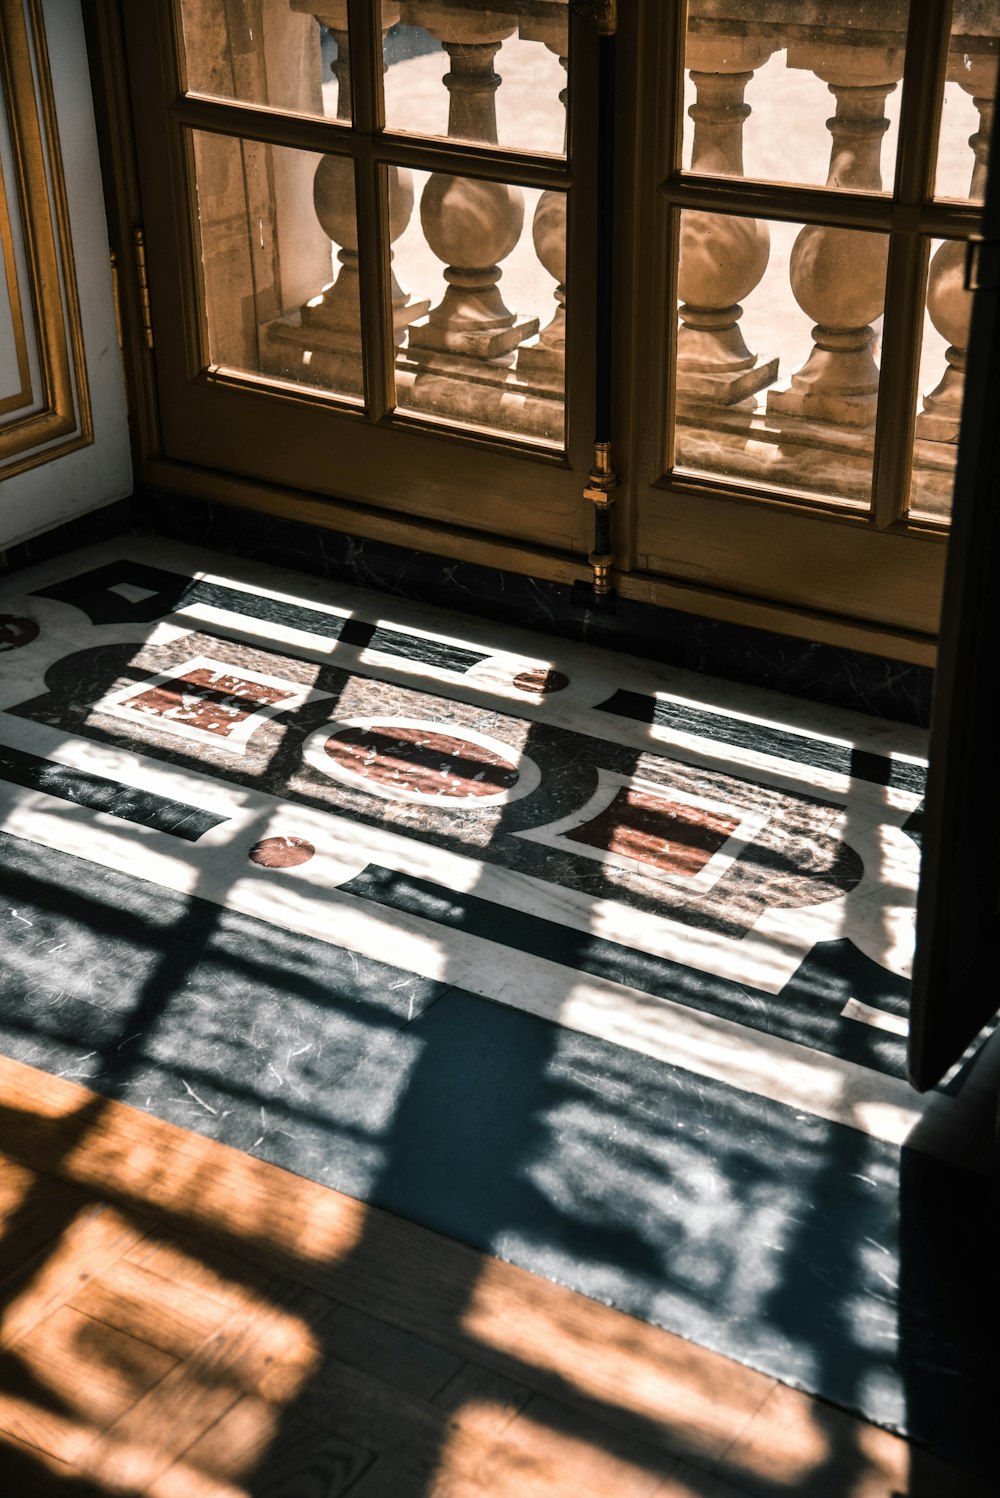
[910,95,1000,1091]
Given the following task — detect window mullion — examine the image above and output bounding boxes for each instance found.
[871,231,930,527]
[660,176,896,233]
[892,0,952,209]
[348,0,391,422]
[871,0,954,527]
[346,0,383,134]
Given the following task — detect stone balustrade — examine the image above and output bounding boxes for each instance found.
[676,1,997,514]
[251,0,997,481]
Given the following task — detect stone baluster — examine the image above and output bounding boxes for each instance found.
[293,2,358,383]
[287,0,352,113]
[404,3,539,372]
[270,2,428,392]
[767,42,904,429]
[676,33,779,410]
[514,193,566,394]
[517,8,569,393]
[324,10,351,115]
[439,25,503,143]
[916,53,996,444]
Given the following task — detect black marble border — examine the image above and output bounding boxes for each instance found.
[0,498,133,572]
[33,559,491,674]
[133,490,934,727]
[0,743,228,841]
[596,690,927,793]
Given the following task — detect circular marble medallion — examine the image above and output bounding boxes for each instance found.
[305,717,541,807]
[512,668,569,694]
[249,836,316,868]
[0,615,39,651]
[325,725,517,798]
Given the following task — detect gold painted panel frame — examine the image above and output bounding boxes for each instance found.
[0,0,92,475]
[0,142,32,416]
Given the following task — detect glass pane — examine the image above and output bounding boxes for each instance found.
[934,12,998,201]
[680,4,906,192]
[180,0,350,122]
[383,2,567,156]
[910,238,967,523]
[671,209,890,508]
[191,131,363,401]
[392,166,566,445]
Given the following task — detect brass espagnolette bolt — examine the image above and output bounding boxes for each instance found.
[588,551,614,597]
[583,441,617,597]
[583,440,617,506]
[132,227,154,350]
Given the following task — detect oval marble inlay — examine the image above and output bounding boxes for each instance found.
[249,836,316,868]
[513,668,569,694]
[0,615,40,651]
[323,724,520,800]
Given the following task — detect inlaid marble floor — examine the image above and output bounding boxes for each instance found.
[0,538,996,1478]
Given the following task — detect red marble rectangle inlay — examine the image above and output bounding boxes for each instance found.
[124,669,293,737]
[567,787,740,876]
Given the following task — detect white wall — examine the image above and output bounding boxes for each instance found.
[0,0,131,549]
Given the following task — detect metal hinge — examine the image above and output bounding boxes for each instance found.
[132,226,154,348]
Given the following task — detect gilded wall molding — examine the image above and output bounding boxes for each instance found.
[0,146,32,417]
[0,0,92,477]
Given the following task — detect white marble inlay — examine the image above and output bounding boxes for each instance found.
[107,582,159,604]
[842,998,909,1037]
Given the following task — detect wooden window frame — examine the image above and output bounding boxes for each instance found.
[616,0,989,645]
[84,0,997,662]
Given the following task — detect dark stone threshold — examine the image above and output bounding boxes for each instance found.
[0,497,134,573]
[1,489,933,727]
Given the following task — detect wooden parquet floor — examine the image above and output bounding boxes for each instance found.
[0,1052,988,1498]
